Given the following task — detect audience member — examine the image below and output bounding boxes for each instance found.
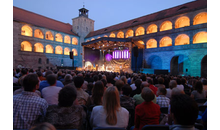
[166,80,177,99]
[90,86,129,128]
[134,87,161,130]
[120,76,127,84]
[74,76,89,105]
[39,70,64,92]
[170,94,199,130]
[13,74,48,129]
[13,71,19,85]
[46,85,86,129]
[130,79,142,97]
[115,79,124,95]
[86,81,105,107]
[42,74,62,105]
[106,75,114,87]
[120,84,135,109]
[155,77,166,88]
[176,78,184,91]
[86,82,94,95]
[29,122,56,130]
[147,78,158,95]
[190,81,206,100]
[62,74,73,86]
[130,76,138,90]
[156,87,170,107]
[37,71,46,81]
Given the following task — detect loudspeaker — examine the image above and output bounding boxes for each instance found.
[69,51,73,59]
[133,46,138,57]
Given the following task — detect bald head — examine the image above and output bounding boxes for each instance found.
[141,82,149,90]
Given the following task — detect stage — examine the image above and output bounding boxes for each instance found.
[82,37,144,73]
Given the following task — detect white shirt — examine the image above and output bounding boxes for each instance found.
[13,77,18,84]
[42,86,62,105]
[177,85,184,91]
[130,83,137,90]
[90,105,129,128]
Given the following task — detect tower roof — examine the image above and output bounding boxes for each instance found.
[79,7,89,18]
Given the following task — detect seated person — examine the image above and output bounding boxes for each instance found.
[134,87,161,130]
[120,84,135,109]
[90,86,129,128]
[42,74,62,105]
[156,87,170,107]
[190,81,206,100]
[74,76,89,105]
[39,70,64,92]
[166,80,177,99]
[170,94,199,130]
[46,84,86,129]
[155,77,166,88]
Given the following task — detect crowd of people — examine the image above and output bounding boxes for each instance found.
[13,68,207,130]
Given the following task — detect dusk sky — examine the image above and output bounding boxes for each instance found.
[13,0,195,31]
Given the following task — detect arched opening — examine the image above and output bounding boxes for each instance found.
[117,31,124,38]
[21,41,32,52]
[34,29,44,39]
[193,31,207,44]
[64,47,70,55]
[45,45,54,54]
[21,25,32,37]
[64,35,71,44]
[175,16,190,28]
[91,38,95,41]
[109,33,116,38]
[160,36,172,47]
[55,46,63,54]
[72,37,78,45]
[135,26,145,36]
[137,40,144,45]
[147,55,162,69]
[45,31,54,41]
[125,29,134,38]
[146,24,157,34]
[193,12,207,25]
[160,21,172,31]
[146,39,157,49]
[175,34,190,46]
[170,55,185,76]
[201,55,207,78]
[34,43,44,53]
[103,35,108,37]
[72,48,78,56]
[55,33,63,42]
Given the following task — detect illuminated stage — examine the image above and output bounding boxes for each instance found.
[82,37,144,73]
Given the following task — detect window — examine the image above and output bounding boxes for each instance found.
[147,24,157,34]
[21,41,32,52]
[160,36,172,47]
[21,25,32,37]
[146,39,157,48]
[193,12,207,25]
[38,58,42,64]
[175,16,190,29]
[135,27,145,36]
[175,34,189,45]
[160,21,172,31]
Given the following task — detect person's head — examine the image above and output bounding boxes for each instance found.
[170,94,199,125]
[74,76,84,88]
[36,71,43,77]
[158,77,164,84]
[46,74,57,86]
[23,73,39,92]
[135,79,142,90]
[122,84,132,96]
[87,83,94,92]
[157,87,167,96]
[45,70,53,77]
[58,84,77,107]
[21,68,28,75]
[171,87,185,97]
[103,86,120,125]
[120,76,127,84]
[141,82,149,90]
[29,122,56,130]
[92,81,105,105]
[93,75,99,82]
[169,80,177,89]
[106,75,113,83]
[115,80,124,92]
[176,78,182,85]
[195,81,203,94]
[16,68,20,74]
[140,74,146,81]
[101,78,107,87]
[147,78,153,85]
[102,75,106,80]
[64,74,73,82]
[141,87,155,102]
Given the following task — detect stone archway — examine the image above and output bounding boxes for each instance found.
[170,55,184,76]
[201,55,207,78]
[147,55,162,69]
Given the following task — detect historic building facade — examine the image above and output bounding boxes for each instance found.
[13,0,207,77]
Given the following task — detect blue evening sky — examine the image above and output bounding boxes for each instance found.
[13,0,195,31]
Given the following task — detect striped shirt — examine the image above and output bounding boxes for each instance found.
[156,95,170,107]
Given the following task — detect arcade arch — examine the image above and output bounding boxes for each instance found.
[135,26,145,36]
[64,35,71,44]
[34,29,44,39]
[125,29,134,38]
[55,33,63,42]
[117,31,124,38]
[45,45,54,53]
[146,24,157,34]
[193,31,207,44]
[175,34,190,46]
[175,16,190,28]
[34,43,44,53]
[55,46,63,54]
[160,36,172,47]
[146,39,157,48]
[72,37,78,45]
[64,47,70,55]
[21,25,32,37]
[21,41,32,52]
[193,12,207,25]
[45,31,54,41]
[160,21,172,31]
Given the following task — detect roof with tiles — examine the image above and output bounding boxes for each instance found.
[85,0,207,38]
[13,6,78,36]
